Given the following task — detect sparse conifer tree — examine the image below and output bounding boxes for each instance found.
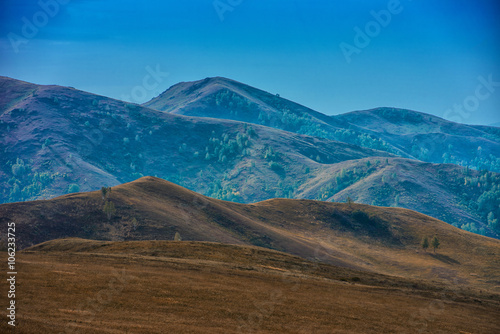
[431,235,440,253]
[421,236,429,252]
[174,232,182,241]
[101,186,112,201]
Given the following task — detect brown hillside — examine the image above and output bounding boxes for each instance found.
[1,176,500,293]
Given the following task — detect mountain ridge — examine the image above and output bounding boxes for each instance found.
[145,76,500,172]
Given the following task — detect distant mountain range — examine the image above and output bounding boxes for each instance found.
[146,77,500,172]
[1,76,499,238]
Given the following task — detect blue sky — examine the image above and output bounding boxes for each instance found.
[1,0,499,125]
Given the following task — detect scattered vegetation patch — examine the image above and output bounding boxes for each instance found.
[3,158,62,203]
[438,168,500,237]
[201,130,252,164]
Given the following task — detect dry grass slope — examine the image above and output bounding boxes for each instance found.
[1,238,499,333]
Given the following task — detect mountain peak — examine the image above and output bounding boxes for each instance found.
[142,76,339,131]
[142,76,244,113]
[174,76,242,89]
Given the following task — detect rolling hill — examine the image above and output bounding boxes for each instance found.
[144,77,500,173]
[2,176,500,293]
[1,76,499,237]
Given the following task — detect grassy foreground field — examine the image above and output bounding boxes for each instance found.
[1,239,499,333]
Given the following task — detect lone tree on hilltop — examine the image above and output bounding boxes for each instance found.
[421,236,429,252]
[101,186,112,201]
[431,235,440,253]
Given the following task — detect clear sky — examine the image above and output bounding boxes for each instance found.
[1,0,499,125]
